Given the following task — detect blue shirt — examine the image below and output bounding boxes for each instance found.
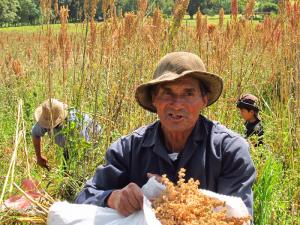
[75,116,256,216]
[31,108,101,147]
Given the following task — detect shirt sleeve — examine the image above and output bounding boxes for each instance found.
[31,123,48,137]
[216,136,256,216]
[74,137,130,207]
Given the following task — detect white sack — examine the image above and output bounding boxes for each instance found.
[47,177,249,225]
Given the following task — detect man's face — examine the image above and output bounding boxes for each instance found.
[239,108,255,121]
[152,77,208,132]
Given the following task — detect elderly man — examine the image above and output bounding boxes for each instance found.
[32,98,101,170]
[75,52,256,217]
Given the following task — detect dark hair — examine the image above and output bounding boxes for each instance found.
[198,81,209,97]
[150,85,159,97]
[238,106,259,113]
[236,101,259,112]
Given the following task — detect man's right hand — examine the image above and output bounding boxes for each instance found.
[37,156,50,171]
[107,183,143,217]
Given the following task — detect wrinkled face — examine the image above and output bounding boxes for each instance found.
[239,108,255,121]
[152,77,208,132]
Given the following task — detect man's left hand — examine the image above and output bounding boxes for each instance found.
[147,173,162,183]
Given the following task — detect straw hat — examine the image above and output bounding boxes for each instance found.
[135,52,223,113]
[34,99,68,129]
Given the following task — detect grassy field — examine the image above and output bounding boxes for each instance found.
[182,14,261,26]
[0,2,299,224]
[0,14,260,32]
[0,23,84,33]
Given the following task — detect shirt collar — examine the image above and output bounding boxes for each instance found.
[245,119,260,127]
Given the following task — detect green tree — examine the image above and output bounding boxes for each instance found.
[18,0,40,24]
[66,0,103,22]
[258,2,278,13]
[153,0,174,16]
[118,0,175,16]
[188,0,200,19]
[119,0,138,13]
[67,0,84,21]
[0,0,20,24]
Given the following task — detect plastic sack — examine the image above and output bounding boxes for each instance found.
[48,196,161,225]
[47,177,249,225]
[48,177,163,225]
[200,189,249,218]
[0,179,43,214]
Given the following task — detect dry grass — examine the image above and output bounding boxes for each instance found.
[0,0,299,224]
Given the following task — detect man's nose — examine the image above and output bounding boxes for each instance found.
[169,96,185,109]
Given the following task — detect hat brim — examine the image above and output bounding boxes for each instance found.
[34,103,68,129]
[135,70,223,113]
[236,101,259,112]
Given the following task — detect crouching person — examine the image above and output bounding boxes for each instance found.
[75,52,256,217]
[32,98,102,170]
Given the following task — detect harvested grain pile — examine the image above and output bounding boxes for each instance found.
[153,169,250,225]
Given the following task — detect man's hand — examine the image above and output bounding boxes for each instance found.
[107,183,143,217]
[33,136,49,170]
[147,173,162,183]
[37,156,50,171]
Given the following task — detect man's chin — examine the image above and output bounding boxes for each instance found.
[161,121,189,132]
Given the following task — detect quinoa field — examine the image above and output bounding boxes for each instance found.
[0,0,299,224]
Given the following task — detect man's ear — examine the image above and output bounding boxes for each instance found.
[250,109,256,116]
